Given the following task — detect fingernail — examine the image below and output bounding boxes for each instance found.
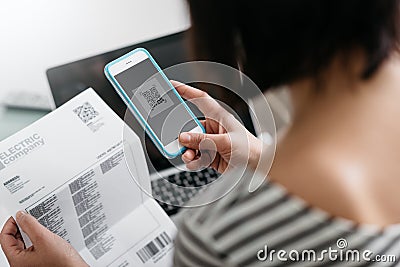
[180,133,191,143]
[16,211,26,220]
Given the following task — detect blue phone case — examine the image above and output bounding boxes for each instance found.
[104,48,205,158]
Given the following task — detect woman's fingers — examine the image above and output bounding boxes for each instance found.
[171,80,223,116]
[15,211,51,245]
[181,138,218,171]
[171,80,208,99]
[0,217,25,257]
[182,149,196,163]
[199,119,206,129]
[1,216,18,237]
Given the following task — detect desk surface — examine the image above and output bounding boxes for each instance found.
[0,107,48,141]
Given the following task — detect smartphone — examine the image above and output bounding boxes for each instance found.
[104,48,205,158]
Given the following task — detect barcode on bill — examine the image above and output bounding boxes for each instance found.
[136,232,172,263]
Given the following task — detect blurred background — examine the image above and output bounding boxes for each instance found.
[0,0,189,106]
[0,0,290,141]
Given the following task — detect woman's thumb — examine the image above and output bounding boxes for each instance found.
[179,132,230,151]
[16,211,48,244]
[179,132,206,149]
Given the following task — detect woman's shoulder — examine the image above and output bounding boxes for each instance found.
[269,142,400,226]
[174,174,400,266]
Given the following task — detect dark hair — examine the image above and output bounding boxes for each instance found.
[187,0,400,90]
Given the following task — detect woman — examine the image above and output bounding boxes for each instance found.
[2,0,400,266]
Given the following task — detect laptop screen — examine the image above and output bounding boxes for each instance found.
[47,31,256,173]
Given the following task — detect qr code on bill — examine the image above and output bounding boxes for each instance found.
[73,102,99,123]
[140,86,167,109]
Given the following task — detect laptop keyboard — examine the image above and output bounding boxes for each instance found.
[151,168,220,215]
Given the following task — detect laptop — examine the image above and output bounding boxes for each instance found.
[47,30,258,215]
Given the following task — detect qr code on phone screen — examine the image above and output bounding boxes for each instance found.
[73,102,99,123]
[140,86,167,109]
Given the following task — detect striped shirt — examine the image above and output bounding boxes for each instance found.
[173,172,400,266]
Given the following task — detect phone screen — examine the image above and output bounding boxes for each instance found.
[114,58,198,146]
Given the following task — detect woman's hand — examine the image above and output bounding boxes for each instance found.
[172,81,263,173]
[0,211,88,267]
